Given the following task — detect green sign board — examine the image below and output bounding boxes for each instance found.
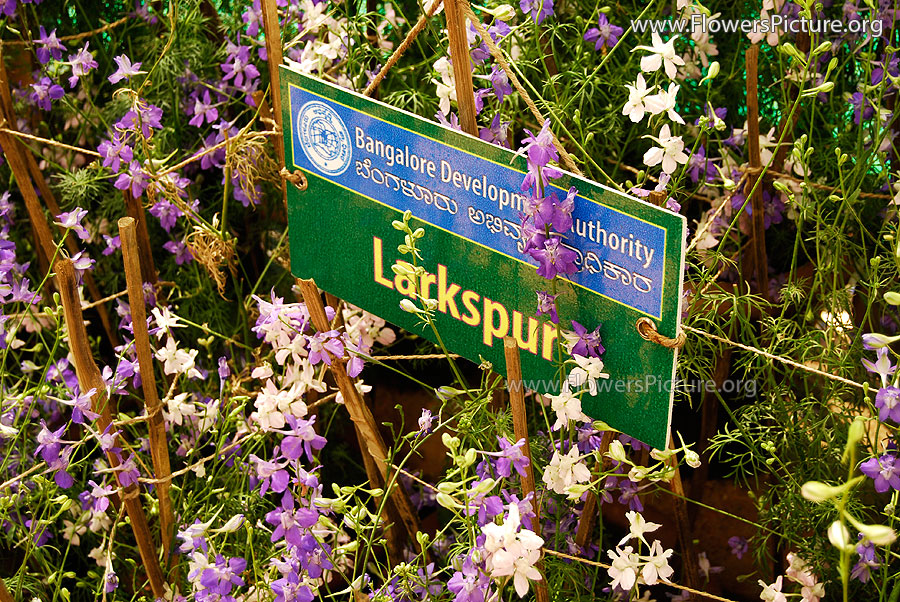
[280,67,686,449]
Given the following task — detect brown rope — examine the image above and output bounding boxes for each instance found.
[0,126,102,158]
[280,167,308,190]
[364,0,444,97]
[370,352,461,360]
[3,16,130,45]
[636,317,686,349]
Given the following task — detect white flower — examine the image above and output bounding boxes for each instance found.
[566,355,609,395]
[607,545,640,591]
[644,83,685,124]
[622,74,653,123]
[758,576,787,602]
[690,30,718,68]
[542,447,591,494]
[643,124,689,175]
[155,336,202,379]
[634,32,685,79]
[151,306,183,339]
[621,511,662,545]
[641,540,674,584]
[549,389,589,430]
[164,392,196,426]
[482,503,544,598]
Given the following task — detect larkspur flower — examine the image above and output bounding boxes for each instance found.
[643,124,689,175]
[66,42,98,88]
[519,0,553,23]
[306,330,344,365]
[108,55,145,84]
[566,320,604,358]
[528,237,578,280]
[622,74,653,123]
[863,347,896,387]
[851,534,882,583]
[418,408,434,434]
[542,446,591,494]
[30,77,65,111]
[34,27,66,64]
[535,291,558,323]
[549,389,589,430]
[534,187,576,233]
[113,161,150,198]
[584,14,623,52]
[98,134,134,173]
[634,32,685,79]
[495,436,530,478]
[876,385,900,423]
[727,535,749,559]
[860,452,900,493]
[54,208,90,241]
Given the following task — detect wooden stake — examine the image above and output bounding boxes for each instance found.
[667,437,699,600]
[297,279,423,548]
[502,337,549,602]
[260,0,286,169]
[444,0,478,136]
[745,45,769,303]
[574,431,613,551]
[56,259,167,598]
[648,190,667,208]
[122,192,159,286]
[0,579,14,602]
[119,217,174,561]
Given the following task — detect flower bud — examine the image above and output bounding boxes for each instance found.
[391,261,415,276]
[437,481,461,494]
[827,520,852,551]
[442,432,460,449]
[885,292,900,305]
[801,480,842,502]
[399,299,420,313]
[857,523,897,546]
[216,514,245,533]
[565,483,590,500]
[607,440,629,464]
[863,333,900,349]
[472,478,496,494]
[436,492,460,509]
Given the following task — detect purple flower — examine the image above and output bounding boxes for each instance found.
[306,330,344,365]
[221,42,260,88]
[242,0,263,36]
[862,347,896,386]
[189,90,219,127]
[850,92,875,124]
[871,54,899,85]
[569,320,604,357]
[116,104,164,139]
[418,409,434,435]
[98,134,134,173]
[29,77,65,111]
[148,199,184,232]
[87,480,116,512]
[117,453,141,487]
[876,386,900,423]
[102,234,121,255]
[200,554,246,596]
[860,453,900,493]
[520,0,553,23]
[250,454,290,496]
[163,240,194,265]
[104,571,119,593]
[528,236,578,280]
[265,491,318,547]
[521,119,558,169]
[114,161,150,198]
[448,556,490,602]
[536,291,559,323]
[851,534,881,583]
[61,387,100,424]
[687,145,717,184]
[495,436,530,478]
[35,420,66,464]
[34,27,66,64]
[66,42,98,88]
[108,55,144,84]
[280,415,326,462]
[54,207,90,241]
[583,14,623,51]
[727,535,748,559]
[535,186,576,233]
[272,571,315,602]
[478,114,511,148]
[489,65,513,102]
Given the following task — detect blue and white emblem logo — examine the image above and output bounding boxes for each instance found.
[297,101,352,176]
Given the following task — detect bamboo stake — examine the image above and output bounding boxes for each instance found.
[502,337,549,602]
[296,279,423,548]
[56,259,167,598]
[744,45,769,303]
[122,192,159,286]
[119,217,173,561]
[667,437,699,600]
[260,0,286,169]
[0,579,13,602]
[573,431,613,550]
[444,0,478,136]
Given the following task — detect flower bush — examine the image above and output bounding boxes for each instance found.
[1,0,900,601]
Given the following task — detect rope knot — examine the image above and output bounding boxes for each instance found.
[280,168,308,190]
[636,317,686,349]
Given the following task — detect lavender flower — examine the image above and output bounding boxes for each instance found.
[529,237,578,280]
[851,534,881,583]
[568,320,604,357]
[535,291,559,323]
[30,77,64,111]
[114,161,150,198]
[54,207,90,241]
[583,14,623,51]
[875,386,900,423]
[34,27,66,64]
[520,0,553,23]
[66,42,98,88]
[108,54,144,83]
[98,134,134,173]
[727,535,748,559]
[860,453,900,493]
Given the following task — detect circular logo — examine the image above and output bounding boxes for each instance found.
[297,101,352,176]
